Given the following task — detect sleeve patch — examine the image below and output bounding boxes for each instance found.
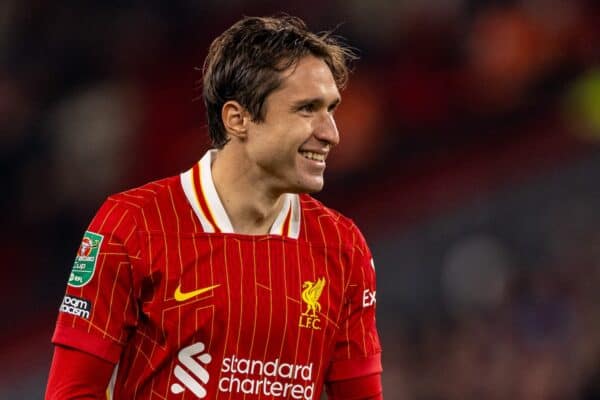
[68,231,104,287]
[59,295,93,320]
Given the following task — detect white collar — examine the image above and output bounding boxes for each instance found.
[180,150,301,238]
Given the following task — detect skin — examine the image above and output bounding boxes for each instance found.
[211,55,342,235]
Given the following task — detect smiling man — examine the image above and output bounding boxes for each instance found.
[46,15,382,400]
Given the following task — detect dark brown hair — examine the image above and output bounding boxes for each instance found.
[202,15,356,148]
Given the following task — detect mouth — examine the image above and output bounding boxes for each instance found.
[299,151,326,162]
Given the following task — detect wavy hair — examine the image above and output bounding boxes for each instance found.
[202,15,357,148]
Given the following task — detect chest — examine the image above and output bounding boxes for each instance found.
[134,233,349,354]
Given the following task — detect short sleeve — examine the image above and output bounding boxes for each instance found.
[51,198,140,364]
[326,223,382,382]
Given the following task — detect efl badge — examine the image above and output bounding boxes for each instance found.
[299,277,325,330]
[68,231,103,287]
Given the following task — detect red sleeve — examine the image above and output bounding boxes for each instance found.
[326,223,382,382]
[45,345,115,400]
[326,373,383,400]
[51,198,141,363]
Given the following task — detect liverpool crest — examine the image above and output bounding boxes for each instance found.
[299,277,325,330]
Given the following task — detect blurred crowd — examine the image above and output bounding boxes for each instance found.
[377,155,600,399]
[1,0,599,398]
[389,260,600,400]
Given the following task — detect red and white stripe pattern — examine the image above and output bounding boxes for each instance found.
[51,150,381,399]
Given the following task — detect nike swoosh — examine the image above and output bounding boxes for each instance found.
[174,284,221,302]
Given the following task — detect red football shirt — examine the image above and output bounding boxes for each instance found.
[52,150,382,399]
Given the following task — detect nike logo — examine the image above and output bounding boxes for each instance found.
[174,284,220,302]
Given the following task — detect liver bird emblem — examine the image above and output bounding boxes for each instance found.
[301,277,326,317]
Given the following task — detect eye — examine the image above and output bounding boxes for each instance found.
[298,103,316,113]
[327,99,340,114]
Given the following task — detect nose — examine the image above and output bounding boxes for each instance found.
[314,112,340,147]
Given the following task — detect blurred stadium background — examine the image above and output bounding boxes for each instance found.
[1,0,600,398]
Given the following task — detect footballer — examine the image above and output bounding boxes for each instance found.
[46,15,382,399]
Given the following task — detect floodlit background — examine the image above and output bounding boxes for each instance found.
[1,0,600,398]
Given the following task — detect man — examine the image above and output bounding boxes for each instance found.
[46,15,382,399]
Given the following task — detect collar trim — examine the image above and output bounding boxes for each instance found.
[180,150,301,238]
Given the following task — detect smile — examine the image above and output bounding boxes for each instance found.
[300,151,325,162]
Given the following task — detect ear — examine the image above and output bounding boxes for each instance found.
[222,100,249,140]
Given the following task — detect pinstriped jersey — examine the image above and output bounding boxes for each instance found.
[52,150,382,399]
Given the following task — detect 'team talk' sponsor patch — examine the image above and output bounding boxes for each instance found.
[68,231,103,287]
[60,295,92,319]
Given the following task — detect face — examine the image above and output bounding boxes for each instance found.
[244,55,341,194]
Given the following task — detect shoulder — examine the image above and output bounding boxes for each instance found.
[108,175,180,210]
[92,175,184,232]
[299,194,368,252]
[300,194,355,230]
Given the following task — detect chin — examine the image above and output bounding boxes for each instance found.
[302,186,324,194]
[298,179,325,194]
[287,176,324,194]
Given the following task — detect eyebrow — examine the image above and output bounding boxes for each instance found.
[291,97,341,110]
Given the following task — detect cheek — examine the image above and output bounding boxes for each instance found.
[249,114,312,161]
[247,127,291,166]
[269,119,309,149]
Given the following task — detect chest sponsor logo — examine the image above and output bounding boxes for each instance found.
[59,295,92,319]
[174,283,220,302]
[68,231,103,287]
[171,344,315,399]
[220,355,314,399]
[171,342,213,398]
[299,277,325,330]
[363,288,376,308]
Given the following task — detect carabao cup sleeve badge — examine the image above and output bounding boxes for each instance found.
[68,231,104,287]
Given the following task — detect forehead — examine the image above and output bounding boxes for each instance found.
[273,56,340,101]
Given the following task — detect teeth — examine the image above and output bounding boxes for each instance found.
[300,151,325,161]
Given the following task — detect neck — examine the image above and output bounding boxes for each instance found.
[211,148,286,235]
